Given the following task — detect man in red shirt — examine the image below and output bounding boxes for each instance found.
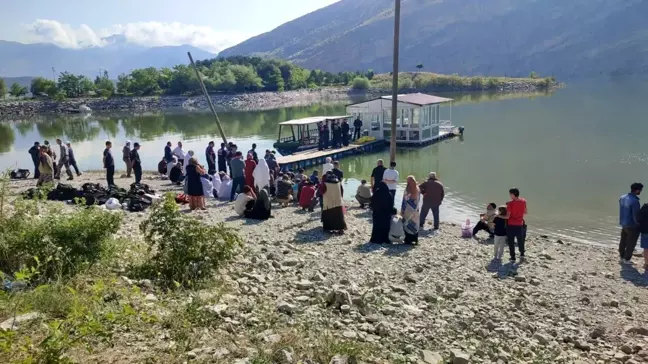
[505,188,527,262]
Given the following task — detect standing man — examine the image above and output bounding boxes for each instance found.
[55,138,73,181]
[322,123,330,149]
[248,143,259,164]
[123,141,132,178]
[66,141,82,176]
[229,151,246,202]
[37,146,54,186]
[206,141,216,175]
[353,116,363,140]
[130,142,142,184]
[505,188,528,262]
[370,159,386,192]
[382,161,399,206]
[44,140,57,176]
[173,141,185,166]
[164,141,173,165]
[317,122,324,150]
[341,120,350,146]
[28,142,41,179]
[419,172,445,230]
[103,141,115,187]
[217,143,227,173]
[331,161,344,181]
[619,182,643,265]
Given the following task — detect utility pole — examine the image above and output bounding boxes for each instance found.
[187,52,228,145]
[52,67,56,81]
[389,0,401,164]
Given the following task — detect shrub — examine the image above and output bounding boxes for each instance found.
[485,77,502,89]
[0,173,122,281]
[351,77,370,90]
[138,193,241,288]
[470,77,484,90]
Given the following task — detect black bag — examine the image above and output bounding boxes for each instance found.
[47,183,78,201]
[10,169,31,179]
[157,160,167,174]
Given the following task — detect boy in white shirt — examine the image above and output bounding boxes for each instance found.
[382,161,399,206]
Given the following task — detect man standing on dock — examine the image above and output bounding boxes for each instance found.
[619,182,643,265]
[353,116,363,141]
[382,161,399,206]
[341,120,350,146]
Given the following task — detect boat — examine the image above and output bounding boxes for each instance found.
[273,115,351,155]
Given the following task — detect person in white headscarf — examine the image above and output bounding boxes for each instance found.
[253,158,271,191]
[322,157,334,175]
[211,172,222,199]
[167,156,177,179]
[183,150,195,174]
[218,174,232,201]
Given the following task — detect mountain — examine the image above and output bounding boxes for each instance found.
[0,40,215,78]
[219,0,648,78]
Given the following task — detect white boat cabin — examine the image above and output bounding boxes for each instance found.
[346,93,453,144]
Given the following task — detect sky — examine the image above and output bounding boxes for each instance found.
[0,0,340,53]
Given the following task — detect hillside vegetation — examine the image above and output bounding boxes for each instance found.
[219,0,648,77]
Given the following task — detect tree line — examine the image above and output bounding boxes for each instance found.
[0,56,375,100]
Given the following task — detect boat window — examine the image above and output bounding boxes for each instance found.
[371,114,380,131]
[422,128,431,139]
[411,108,420,128]
[409,130,420,141]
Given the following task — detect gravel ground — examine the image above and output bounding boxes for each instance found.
[7,173,648,364]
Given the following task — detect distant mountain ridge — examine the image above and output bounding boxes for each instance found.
[0,40,216,79]
[219,0,648,78]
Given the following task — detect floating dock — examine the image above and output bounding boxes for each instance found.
[277,127,461,171]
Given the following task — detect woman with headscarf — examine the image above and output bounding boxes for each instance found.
[321,173,347,233]
[218,174,232,201]
[185,157,206,210]
[244,153,256,188]
[183,150,195,174]
[211,172,222,199]
[322,157,334,176]
[253,158,271,192]
[371,181,393,243]
[401,175,421,244]
[245,186,272,220]
[234,186,256,216]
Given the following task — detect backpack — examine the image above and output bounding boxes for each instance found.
[157,160,167,174]
[10,169,31,179]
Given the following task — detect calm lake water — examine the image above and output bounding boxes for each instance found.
[1,78,647,246]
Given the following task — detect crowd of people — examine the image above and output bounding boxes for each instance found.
[316,117,364,150]
[28,139,83,186]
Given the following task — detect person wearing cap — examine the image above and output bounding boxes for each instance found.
[130,142,142,183]
[55,138,73,180]
[419,172,445,230]
[65,141,82,176]
[123,141,132,178]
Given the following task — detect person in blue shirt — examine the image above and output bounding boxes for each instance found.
[619,182,643,264]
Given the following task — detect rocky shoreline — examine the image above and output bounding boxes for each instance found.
[5,172,648,364]
[0,81,557,120]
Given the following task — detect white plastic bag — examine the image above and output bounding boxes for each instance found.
[105,198,122,210]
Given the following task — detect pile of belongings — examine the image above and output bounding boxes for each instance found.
[22,183,159,212]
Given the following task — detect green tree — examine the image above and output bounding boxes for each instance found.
[128,67,161,96]
[116,74,131,95]
[9,83,28,97]
[351,76,370,90]
[94,75,116,97]
[229,64,263,92]
[167,65,200,95]
[365,69,375,80]
[0,79,7,99]
[529,71,538,79]
[416,64,424,71]
[57,72,94,97]
[30,77,58,96]
[288,68,309,90]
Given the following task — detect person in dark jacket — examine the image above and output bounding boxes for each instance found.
[371,181,393,243]
[217,143,227,173]
[419,172,445,230]
[65,141,82,176]
[322,123,330,149]
[638,202,648,270]
[185,157,206,210]
[353,117,363,140]
[341,120,350,146]
[28,142,41,179]
[164,141,173,163]
[130,142,142,184]
[206,141,216,175]
[103,141,115,187]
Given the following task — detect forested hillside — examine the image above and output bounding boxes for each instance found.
[219,0,648,77]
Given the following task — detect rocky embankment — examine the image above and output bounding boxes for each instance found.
[0,80,558,120]
[6,173,648,363]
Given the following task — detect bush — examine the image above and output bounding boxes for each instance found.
[470,77,484,90]
[138,193,241,288]
[351,77,370,90]
[0,173,122,281]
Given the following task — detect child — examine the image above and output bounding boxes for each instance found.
[473,203,497,238]
[493,206,508,260]
[299,180,317,212]
[389,207,405,243]
[355,179,372,208]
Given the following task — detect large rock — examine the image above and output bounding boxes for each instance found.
[420,350,444,364]
[0,312,41,330]
[327,289,352,309]
[450,349,470,364]
[626,326,648,336]
[276,301,297,315]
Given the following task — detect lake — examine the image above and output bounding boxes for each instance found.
[1,78,647,246]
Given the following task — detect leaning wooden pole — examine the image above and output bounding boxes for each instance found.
[389,0,401,164]
[187,52,228,145]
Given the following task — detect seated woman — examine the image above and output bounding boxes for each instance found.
[218,174,233,201]
[201,174,215,199]
[245,186,271,220]
[389,208,405,243]
[355,179,372,208]
[473,203,497,238]
[321,174,347,233]
[234,186,256,216]
[276,174,294,207]
[299,180,317,212]
[169,160,185,184]
[211,172,223,199]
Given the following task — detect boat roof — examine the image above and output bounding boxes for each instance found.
[347,93,453,107]
[279,115,351,126]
